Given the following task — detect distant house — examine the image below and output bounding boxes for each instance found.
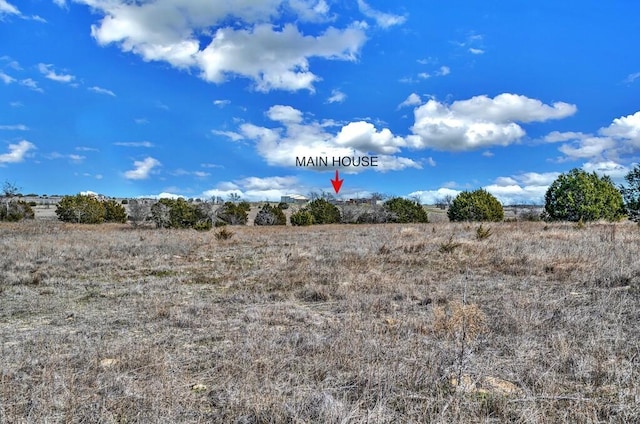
[281,194,309,204]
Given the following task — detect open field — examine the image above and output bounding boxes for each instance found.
[1,221,638,423]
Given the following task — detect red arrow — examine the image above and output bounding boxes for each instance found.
[330,169,344,194]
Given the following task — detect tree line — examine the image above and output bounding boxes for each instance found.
[2,165,640,226]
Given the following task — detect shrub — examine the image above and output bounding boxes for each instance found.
[476,224,492,240]
[384,197,429,223]
[0,200,35,221]
[290,210,314,226]
[150,198,212,229]
[448,189,504,222]
[121,199,129,204]
[103,199,127,223]
[254,204,286,226]
[214,227,234,240]
[277,202,289,210]
[544,168,625,222]
[56,194,106,224]
[620,165,640,222]
[216,201,249,225]
[305,199,341,224]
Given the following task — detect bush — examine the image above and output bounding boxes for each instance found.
[216,201,249,225]
[448,189,504,222]
[103,199,127,223]
[128,199,150,227]
[290,210,314,226]
[620,165,640,222]
[384,197,429,223]
[277,202,289,210]
[150,198,212,229]
[56,195,106,224]
[305,199,341,224]
[0,200,35,221]
[254,204,286,226]
[544,168,625,222]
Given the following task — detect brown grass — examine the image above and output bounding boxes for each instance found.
[0,220,638,422]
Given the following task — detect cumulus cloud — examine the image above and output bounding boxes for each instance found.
[407,188,461,205]
[408,93,577,151]
[202,175,302,201]
[582,161,631,180]
[229,105,419,173]
[0,140,35,164]
[124,157,161,180]
[398,93,421,109]
[89,86,116,96]
[38,63,75,83]
[80,0,367,92]
[357,0,406,28]
[549,111,640,161]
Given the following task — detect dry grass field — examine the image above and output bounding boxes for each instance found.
[1,221,638,423]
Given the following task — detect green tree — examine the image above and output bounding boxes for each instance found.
[305,198,341,224]
[620,165,640,222]
[384,197,429,223]
[544,168,625,222]
[150,198,212,229]
[103,199,127,223]
[448,189,504,222]
[0,200,34,221]
[216,201,249,225]
[55,195,106,224]
[254,204,286,225]
[290,210,314,226]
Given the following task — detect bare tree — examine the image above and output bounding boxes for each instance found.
[128,199,150,227]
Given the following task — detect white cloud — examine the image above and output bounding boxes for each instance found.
[557,136,615,159]
[114,141,154,147]
[398,93,421,109]
[53,0,67,7]
[267,105,304,124]
[0,0,19,15]
[469,48,484,55]
[203,175,302,201]
[0,71,15,84]
[0,140,35,164]
[38,63,75,83]
[89,86,116,96]
[213,99,230,107]
[418,72,430,79]
[582,161,630,180]
[0,124,28,130]
[600,111,640,143]
[357,0,406,28]
[517,172,560,186]
[82,0,367,92]
[212,130,244,141]
[408,188,461,205]
[426,157,436,166]
[327,89,346,103]
[233,105,418,172]
[20,78,43,92]
[436,65,450,76]
[124,157,161,180]
[408,93,577,151]
[624,72,640,85]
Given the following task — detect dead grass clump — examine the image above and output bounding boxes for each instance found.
[432,300,488,340]
[214,227,234,240]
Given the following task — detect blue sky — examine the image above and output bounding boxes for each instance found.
[1,0,639,204]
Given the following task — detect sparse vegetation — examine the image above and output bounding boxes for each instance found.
[448,189,504,222]
[544,168,626,222]
[150,198,212,229]
[475,224,492,240]
[0,221,638,422]
[215,201,250,225]
[254,203,286,226]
